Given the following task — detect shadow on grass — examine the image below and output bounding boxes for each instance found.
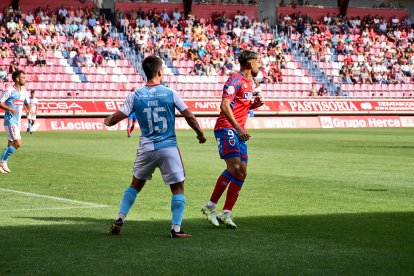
[1,212,413,275]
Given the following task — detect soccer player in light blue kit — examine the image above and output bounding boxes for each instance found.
[0,70,31,174]
[104,55,207,238]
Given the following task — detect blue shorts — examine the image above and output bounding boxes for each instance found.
[214,128,248,162]
[128,113,137,121]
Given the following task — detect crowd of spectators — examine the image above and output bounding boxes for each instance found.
[116,7,291,84]
[0,3,124,75]
[277,1,414,86]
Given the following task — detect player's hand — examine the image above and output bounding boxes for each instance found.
[197,134,207,144]
[250,96,264,109]
[10,108,18,114]
[104,115,112,126]
[237,128,251,141]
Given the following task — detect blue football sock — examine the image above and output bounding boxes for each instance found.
[29,123,32,132]
[118,186,138,216]
[2,146,16,162]
[171,194,186,226]
[1,147,8,161]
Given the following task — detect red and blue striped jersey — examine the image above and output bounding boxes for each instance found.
[214,72,253,130]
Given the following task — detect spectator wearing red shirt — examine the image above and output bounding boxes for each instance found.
[344,54,353,66]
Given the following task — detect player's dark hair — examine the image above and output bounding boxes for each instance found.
[142,55,163,80]
[12,70,25,82]
[238,50,259,66]
[31,90,35,94]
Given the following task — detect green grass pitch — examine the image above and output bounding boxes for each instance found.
[0,129,413,275]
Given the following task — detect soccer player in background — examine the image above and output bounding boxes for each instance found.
[202,50,264,229]
[104,55,207,238]
[0,70,31,173]
[26,90,38,134]
[126,88,137,138]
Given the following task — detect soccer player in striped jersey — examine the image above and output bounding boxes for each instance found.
[0,70,31,173]
[202,50,264,228]
[104,55,206,238]
[26,90,38,134]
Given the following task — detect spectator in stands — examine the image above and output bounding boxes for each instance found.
[222,58,234,75]
[309,84,318,96]
[0,43,10,58]
[93,50,104,68]
[27,49,38,66]
[9,58,20,73]
[172,8,181,21]
[360,68,373,84]
[13,42,24,59]
[318,84,328,96]
[270,63,283,83]
[36,50,47,67]
[73,52,86,67]
[189,59,206,76]
[0,67,8,82]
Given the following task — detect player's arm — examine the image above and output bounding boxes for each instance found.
[220,97,250,141]
[24,103,32,115]
[104,110,127,126]
[0,91,18,114]
[0,102,18,114]
[33,102,38,115]
[181,108,206,144]
[105,93,133,126]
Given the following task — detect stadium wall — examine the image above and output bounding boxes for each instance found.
[1,116,414,131]
[2,99,414,130]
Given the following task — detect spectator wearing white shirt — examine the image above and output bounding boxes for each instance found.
[173,8,181,20]
[58,5,68,18]
[323,13,332,25]
[25,12,34,24]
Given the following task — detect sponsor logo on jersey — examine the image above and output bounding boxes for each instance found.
[226,86,235,95]
[13,100,24,106]
[242,92,252,100]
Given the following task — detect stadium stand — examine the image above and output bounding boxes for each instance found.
[283,5,414,97]
[1,0,412,99]
[0,0,139,99]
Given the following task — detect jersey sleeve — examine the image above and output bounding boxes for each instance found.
[119,92,135,116]
[172,90,188,112]
[0,90,10,103]
[222,76,240,100]
[23,91,30,105]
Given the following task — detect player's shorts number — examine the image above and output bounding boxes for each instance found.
[143,107,167,133]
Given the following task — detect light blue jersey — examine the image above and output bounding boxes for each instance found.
[119,85,188,151]
[0,86,29,127]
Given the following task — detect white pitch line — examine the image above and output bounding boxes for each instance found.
[0,188,108,208]
[0,206,108,213]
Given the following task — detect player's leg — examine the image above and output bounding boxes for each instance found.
[109,176,146,235]
[29,119,35,134]
[0,141,7,173]
[109,151,156,235]
[126,119,132,137]
[26,118,30,133]
[1,126,21,173]
[202,168,232,227]
[202,129,239,226]
[158,147,191,238]
[218,140,248,229]
[169,182,191,238]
